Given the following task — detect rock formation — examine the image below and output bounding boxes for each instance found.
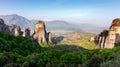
[104,18,120,48]
[0,18,5,30]
[95,30,108,48]
[33,20,52,44]
[0,18,9,33]
[47,32,52,43]
[0,18,52,45]
[95,18,120,48]
[69,32,80,40]
[14,26,22,36]
[7,24,16,34]
[0,18,21,36]
[22,28,30,37]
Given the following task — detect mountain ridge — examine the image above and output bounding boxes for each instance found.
[0,14,107,33]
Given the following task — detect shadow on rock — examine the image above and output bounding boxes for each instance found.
[52,36,64,44]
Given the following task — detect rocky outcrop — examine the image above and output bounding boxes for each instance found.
[32,20,52,44]
[0,18,26,37]
[95,30,108,48]
[0,18,5,30]
[47,32,52,43]
[22,28,30,37]
[69,32,80,40]
[14,26,22,36]
[0,19,9,32]
[96,18,120,48]
[7,24,16,34]
[33,20,47,44]
[0,18,52,45]
[104,18,120,48]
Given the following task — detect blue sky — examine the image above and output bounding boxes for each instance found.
[0,0,120,26]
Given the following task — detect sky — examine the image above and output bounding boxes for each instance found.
[0,0,120,26]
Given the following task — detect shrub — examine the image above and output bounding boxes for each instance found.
[0,31,41,56]
[3,63,21,67]
[88,54,105,67]
[60,52,81,64]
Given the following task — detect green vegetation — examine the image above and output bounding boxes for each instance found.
[0,31,120,67]
[0,31,41,56]
[60,32,100,50]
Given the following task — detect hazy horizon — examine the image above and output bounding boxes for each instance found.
[0,0,120,26]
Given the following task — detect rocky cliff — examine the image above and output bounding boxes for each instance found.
[32,20,52,44]
[104,18,120,48]
[95,18,120,48]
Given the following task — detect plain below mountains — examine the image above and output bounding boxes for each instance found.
[0,14,107,34]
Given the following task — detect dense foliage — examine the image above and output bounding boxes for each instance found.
[0,31,41,56]
[0,31,120,67]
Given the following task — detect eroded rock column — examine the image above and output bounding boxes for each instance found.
[14,26,21,36]
[33,20,48,44]
[22,28,30,37]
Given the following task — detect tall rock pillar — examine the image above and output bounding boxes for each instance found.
[33,20,48,44]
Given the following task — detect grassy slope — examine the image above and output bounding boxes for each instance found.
[59,32,100,50]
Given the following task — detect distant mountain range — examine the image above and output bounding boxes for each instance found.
[0,14,34,30]
[31,20,82,32]
[0,14,108,34]
[75,23,109,33]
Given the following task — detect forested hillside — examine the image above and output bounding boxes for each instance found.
[0,31,120,67]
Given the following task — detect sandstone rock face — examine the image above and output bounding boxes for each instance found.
[47,32,52,43]
[14,26,21,36]
[96,18,120,48]
[104,18,120,48]
[94,30,108,48]
[22,28,30,37]
[33,20,52,44]
[8,24,16,34]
